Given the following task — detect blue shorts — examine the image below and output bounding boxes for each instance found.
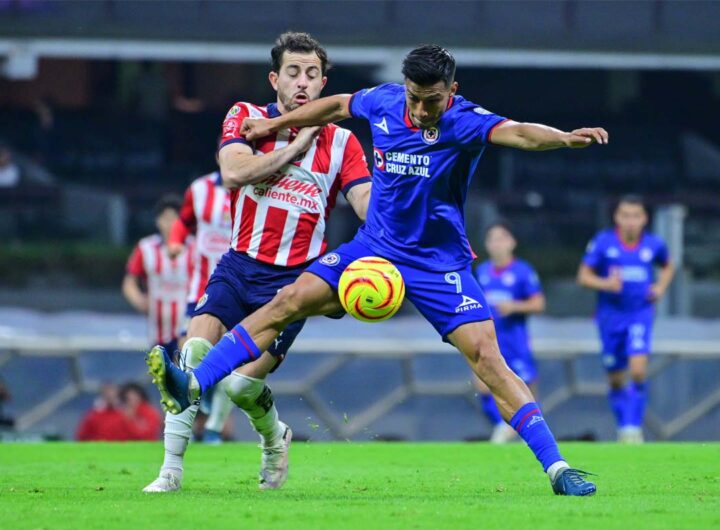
[597,307,654,371]
[193,250,307,360]
[497,339,537,384]
[306,238,492,341]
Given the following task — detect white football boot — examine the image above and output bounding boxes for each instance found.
[258,422,293,490]
[142,471,181,493]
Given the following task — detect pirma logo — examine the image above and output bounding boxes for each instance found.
[373,148,385,169]
[455,295,483,313]
[319,253,341,266]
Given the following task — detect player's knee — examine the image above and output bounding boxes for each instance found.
[224,373,272,417]
[467,328,504,372]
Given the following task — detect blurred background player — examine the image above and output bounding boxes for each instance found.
[168,167,234,444]
[143,32,371,493]
[474,222,545,443]
[122,194,192,354]
[577,195,675,443]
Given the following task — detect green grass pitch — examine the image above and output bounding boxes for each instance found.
[0,442,718,529]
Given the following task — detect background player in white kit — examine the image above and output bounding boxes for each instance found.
[143,32,371,493]
[123,195,193,354]
[168,169,234,443]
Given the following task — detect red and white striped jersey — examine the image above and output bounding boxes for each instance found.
[220,101,371,267]
[126,234,194,346]
[178,172,232,303]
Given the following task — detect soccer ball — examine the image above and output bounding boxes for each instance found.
[338,257,405,322]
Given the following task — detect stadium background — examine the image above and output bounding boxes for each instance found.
[1,0,719,444]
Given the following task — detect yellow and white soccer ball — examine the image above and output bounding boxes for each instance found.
[338,257,405,322]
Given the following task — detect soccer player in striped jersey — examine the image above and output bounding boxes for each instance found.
[149,44,608,496]
[142,32,371,493]
[123,195,192,354]
[577,196,674,443]
[168,169,234,444]
[473,222,545,443]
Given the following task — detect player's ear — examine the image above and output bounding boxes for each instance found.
[450,81,458,96]
[269,71,279,91]
[321,76,328,89]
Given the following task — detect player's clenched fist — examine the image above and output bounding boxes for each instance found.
[241,118,274,140]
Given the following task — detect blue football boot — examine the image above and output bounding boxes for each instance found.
[146,345,194,414]
[551,468,597,496]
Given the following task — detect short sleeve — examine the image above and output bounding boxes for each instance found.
[522,266,543,298]
[654,239,670,266]
[126,245,146,278]
[582,236,603,269]
[339,133,371,195]
[178,186,196,230]
[453,103,508,151]
[348,85,386,121]
[219,102,252,149]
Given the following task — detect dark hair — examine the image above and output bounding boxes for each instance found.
[402,44,456,87]
[484,220,516,239]
[120,382,149,403]
[271,32,329,75]
[154,193,182,217]
[615,194,646,211]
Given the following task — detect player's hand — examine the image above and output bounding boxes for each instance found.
[290,126,322,154]
[166,242,184,259]
[241,118,276,141]
[564,127,609,148]
[604,270,623,293]
[647,283,666,301]
[496,301,516,317]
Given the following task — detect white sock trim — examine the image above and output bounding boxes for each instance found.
[547,461,570,482]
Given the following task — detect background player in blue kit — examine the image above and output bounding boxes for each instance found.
[148,44,609,496]
[578,196,675,443]
[474,222,545,443]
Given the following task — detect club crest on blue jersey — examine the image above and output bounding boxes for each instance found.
[373,148,385,169]
[421,127,440,145]
[319,253,341,266]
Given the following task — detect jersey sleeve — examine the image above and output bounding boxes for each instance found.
[654,239,670,266]
[339,133,371,195]
[178,186,197,232]
[582,235,604,270]
[126,245,146,278]
[521,265,543,298]
[348,85,386,121]
[453,102,508,151]
[219,102,252,149]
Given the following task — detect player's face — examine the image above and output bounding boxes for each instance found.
[614,203,647,240]
[485,226,516,261]
[269,51,328,113]
[404,79,458,129]
[156,207,178,240]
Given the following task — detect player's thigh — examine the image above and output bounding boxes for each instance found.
[187,313,228,344]
[628,353,649,381]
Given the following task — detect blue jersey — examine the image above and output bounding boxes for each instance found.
[583,229,669,313]
[349,83,507,271]
[475,259,542,352]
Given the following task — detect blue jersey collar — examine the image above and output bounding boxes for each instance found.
[267,103,281,118]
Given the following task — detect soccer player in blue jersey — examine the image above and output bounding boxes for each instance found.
[578,196,674,443]
[148,45,608,495]
[474,222,545,443]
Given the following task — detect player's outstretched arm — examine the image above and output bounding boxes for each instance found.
[490,121,608,151]
[242,95,353,141]
[219,126,321,188]
[345,182,371,222]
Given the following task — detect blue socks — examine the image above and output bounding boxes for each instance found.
[608,387,630,427]
[478,394,503,426]
[510,402,564,472]
[628,381,647,427]
[192,324,261,394]
[608,382,647,429]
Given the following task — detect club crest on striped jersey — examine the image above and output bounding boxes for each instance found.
[319,253,341,266]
